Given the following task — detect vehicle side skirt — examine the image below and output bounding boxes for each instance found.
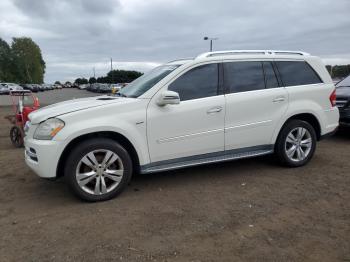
[140,145,274,174]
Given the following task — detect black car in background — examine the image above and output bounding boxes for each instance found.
[21,84,39,92]
[336,75,350,126]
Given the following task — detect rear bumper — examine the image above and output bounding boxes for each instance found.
[320,128,338,140]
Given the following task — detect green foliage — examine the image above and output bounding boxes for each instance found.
[0,37,45,84]
[89,77,97,84]
[96,69,143,84]
[0,38,15,82]
[326,65,350,79]
[54,81,61,85]
[74,77,88,85]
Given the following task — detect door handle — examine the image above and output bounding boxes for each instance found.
[207,106,223,114]
[273,96,286,103]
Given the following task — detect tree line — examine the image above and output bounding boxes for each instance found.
[326,65,350,79]
[0,37,46,84]
[71,69,143,85]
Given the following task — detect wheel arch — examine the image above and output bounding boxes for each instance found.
[275,113,321,143]
[56,131,140,178]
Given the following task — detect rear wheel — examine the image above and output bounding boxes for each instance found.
[275,120,317,167]
[10,126,23,148]
[65,138,132,201]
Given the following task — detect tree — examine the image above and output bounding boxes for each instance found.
[107,69,142,83]
[0,38,15,82]
[89,77,97,84]
[54,81,61,85]
[326,64,350,79]
[11,37,45,84]
[74,77,88,85]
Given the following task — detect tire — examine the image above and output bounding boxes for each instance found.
[65,138,133,202]
[275,120,317,167]
[10,126,24,148]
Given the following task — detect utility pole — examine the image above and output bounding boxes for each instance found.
[110,58,113,84]
[93,67,95,78]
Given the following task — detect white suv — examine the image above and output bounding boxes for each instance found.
[24,50,339,201]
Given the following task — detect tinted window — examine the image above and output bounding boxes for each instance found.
[224,62,265,93]
[168,64,218,101]
[275,61,322,86]
[263,62,279,89]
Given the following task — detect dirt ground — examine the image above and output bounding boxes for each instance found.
[0,92,349,261]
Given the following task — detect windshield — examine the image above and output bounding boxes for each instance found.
[118,64,180,98]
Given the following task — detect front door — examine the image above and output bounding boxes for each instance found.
[147,63,225,163]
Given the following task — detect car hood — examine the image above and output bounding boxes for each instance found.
[336,86,350,98]
[29,96,127,124]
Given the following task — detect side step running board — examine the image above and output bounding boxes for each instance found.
[140,147,273,174]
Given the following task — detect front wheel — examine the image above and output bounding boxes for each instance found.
[65,138,133,201]
[275,120,317,167]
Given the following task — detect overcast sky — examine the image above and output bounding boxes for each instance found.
[0,0,349,83]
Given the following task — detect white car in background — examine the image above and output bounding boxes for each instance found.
[24,50,339,201]
[0,83,23,94]
[78,84,89,90]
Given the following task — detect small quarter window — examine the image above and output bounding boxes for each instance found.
[275,61,322,86]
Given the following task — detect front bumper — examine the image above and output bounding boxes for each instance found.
[24,137,64,178]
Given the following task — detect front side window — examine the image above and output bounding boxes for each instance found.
[224,62,265,93]
[275,61,322,87]
[168,63,218,101]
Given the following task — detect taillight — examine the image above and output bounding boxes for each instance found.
[330,89,336,107]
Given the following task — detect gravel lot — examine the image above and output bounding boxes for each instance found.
[0,89,349,261]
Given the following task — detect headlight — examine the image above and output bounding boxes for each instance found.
[34,118,65,140]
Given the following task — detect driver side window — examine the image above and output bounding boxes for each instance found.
[168,63,219,101]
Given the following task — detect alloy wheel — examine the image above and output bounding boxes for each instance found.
[75,149,124,195]
[284,127,312,162]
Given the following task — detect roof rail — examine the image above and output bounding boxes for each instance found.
[166,58,194,64]
[196,50,310,59]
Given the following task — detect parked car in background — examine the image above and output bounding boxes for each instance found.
[78,84,89,90]
[98,84,112,93]
[0,83,9,94]
[335,74,350,126]
[37,84,45,92]
[21,84,39,93]
[24,50,339,201]
[0,83,23,94]
[53,84,62,89]
[89,83,100,92]
[110,84,122,93]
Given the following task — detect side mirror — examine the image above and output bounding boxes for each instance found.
[157,90,180,106]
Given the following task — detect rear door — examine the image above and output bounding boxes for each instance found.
[224,61,289,150]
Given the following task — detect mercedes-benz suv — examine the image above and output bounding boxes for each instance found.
[24,50,339,201]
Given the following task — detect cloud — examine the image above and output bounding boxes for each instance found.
[0,0,349,82]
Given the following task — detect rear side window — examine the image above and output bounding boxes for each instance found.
[262,62,279,89]
[275,61,322,86]
[224,62,265,93]
[168,63,218,101]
